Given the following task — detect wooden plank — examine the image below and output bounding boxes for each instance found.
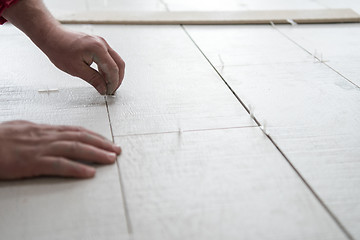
[90,25,255,136]
[185,24,360,238]
[44,0,325,14]
[58,9,360,25]
[115,127,347,240]
[275,23,360,87]
[162,0,324,11]
[0,26,129,240]
[86,0,167,11]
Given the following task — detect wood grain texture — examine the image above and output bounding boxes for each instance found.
[0,88,130,239]
[186,24,360,238]
[90,25,255,136]
[184,25,313,69]
[58,9,360,25]
[115,127,347,240]
[275,23,360,87]
[0,166,129,240]
[0,26,129,240]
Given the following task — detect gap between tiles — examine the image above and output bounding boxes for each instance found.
[180,23,355,240]
[113,125,258,138]
[104,95,134,235]
[270,22,360,89]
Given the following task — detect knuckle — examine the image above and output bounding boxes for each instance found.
[77,132,89,141]
[110,65,119,75]
[52,158,63,170]
[57,125,70,132]
[120,59,125,69]
[85,36,106,51]
[70,142,81,153]
[87,72,102,84]
[97,36,106,43]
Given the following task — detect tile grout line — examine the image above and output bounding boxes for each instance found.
[104,96,133,236]
[181,24,354,240]
[270,23,360,89]
[269,22,355,240]
[114,125,258,138]
[181,25,258,124]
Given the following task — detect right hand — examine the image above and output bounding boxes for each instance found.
[0,120,121,180]
[43,29,125,95]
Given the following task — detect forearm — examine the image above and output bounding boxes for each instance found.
[2,0,62,51]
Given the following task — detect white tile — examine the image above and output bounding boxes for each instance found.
[276,23,360,86]
[185,25,313,69]
[91,25,255,136]
[185,25,360,238]
[43,0,87,18]
[115,127,346,240]
[0,164,129,240]
[0,24,129,239]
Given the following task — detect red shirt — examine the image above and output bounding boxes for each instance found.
[0,0,19,24]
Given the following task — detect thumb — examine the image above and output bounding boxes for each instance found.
[76,63,107,95]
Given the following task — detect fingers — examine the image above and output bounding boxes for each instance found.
[38,124,121,155]
[44,141,118,164]
[102,39,125,92]
[88,37,125,95]
[108,48,125,92]
[76,63,107,95]
[72,35,125,95]
[55,131,121,155]
[92,49,120,95]
[38,157,96,178]
[53,125,109,141]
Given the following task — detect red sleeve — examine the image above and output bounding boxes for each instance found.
[0,0,19,24]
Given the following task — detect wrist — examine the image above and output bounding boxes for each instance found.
[3,0,62,50]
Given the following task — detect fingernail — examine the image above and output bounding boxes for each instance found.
[85,167,96,178]
[113,145,121,154]
[107,152,117,162]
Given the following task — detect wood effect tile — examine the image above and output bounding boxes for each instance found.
[0,24,129,239]
[276,23,360,87]
[91,25,255,136]
[186,24,360,238]
[115,127,347,240]
[184,25,313,69]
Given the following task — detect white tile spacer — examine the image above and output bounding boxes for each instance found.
[260,121,270,136]
[248,105,255,120]
[38,88,59,94]
[286,19,297,26]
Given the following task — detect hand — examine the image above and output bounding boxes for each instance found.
[0,120,121,180]
[42,28,125,95]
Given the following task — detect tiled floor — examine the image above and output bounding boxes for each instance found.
[0,1,359,239]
